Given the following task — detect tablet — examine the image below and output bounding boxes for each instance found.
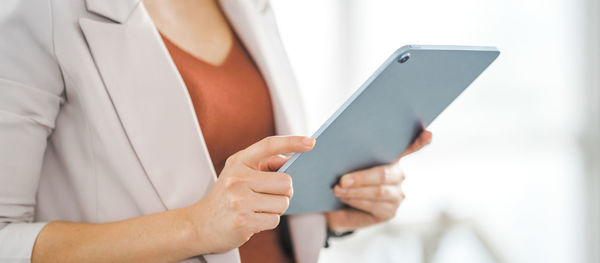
[280,45,499,215]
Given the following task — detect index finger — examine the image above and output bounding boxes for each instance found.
[338,164,404,188]
[241,136,315,167]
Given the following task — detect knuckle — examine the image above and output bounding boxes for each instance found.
[266,215,280,230]
[241,232,252,243]
[379,167,388,184]
[375,208,396,222]
[262,136,275,151]
[224,176,244,190]
[225,154,239,167]
[386,164,404,182]
[228,196,245,211]
[386,209,398,220]
[233,213,249,231]
[234,215,255,240]
[281,173,294,196]
[249,224,262,236]
[373,213,386,223]
[342,174,355,187]
[240,217,260,235]
[375,186,386,198]
[392,192,403,205]
[392,192,405,206]
[279,197,290,213]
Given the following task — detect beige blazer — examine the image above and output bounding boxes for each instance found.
[0,0,327,262]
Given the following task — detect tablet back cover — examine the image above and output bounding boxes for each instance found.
[281,45,499,214]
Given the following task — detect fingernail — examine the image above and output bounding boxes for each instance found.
[341,177,354,187]
[334,186,346,194]
[302,137,316,147]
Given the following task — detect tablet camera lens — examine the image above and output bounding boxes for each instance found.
[398,53,410,63]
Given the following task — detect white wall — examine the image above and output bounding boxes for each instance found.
[271,0,588,262]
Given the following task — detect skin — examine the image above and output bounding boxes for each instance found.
[144,0,232,65]
[326,131,432,233]
[33,136,315,262]
[31,0,433,261]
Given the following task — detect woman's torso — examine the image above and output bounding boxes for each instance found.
[160,31,293,262]
[0,1,319,262]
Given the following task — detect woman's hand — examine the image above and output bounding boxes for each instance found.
[326,131,432,233]
[187,136,315,254]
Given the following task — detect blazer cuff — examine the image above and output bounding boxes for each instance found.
[0,222,48,262]
[288,213,327,263]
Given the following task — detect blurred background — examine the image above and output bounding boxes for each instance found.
[270,0,599,262]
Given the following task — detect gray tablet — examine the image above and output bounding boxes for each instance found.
[280,45,499,215]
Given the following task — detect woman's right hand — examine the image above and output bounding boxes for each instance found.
[187,136,316,254]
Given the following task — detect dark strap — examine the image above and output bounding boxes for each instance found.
[324,227,354,248]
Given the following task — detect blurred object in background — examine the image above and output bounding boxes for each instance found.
[581,0,600,261]
[318,211,505,263]
[271,0,599,262]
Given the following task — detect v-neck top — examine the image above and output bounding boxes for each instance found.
[160,33,293,263]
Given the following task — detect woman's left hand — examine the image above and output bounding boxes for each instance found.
[326,130,433,233]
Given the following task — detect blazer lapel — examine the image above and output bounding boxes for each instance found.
[80,0,320,262]
[79,2,217,211]
[80,4,243,261]
[220,2,327,263]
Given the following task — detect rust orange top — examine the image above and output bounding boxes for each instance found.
[161,33,293,263]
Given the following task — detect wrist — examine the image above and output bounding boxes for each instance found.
[325,211,353,234]
[175,204,210,256]
[324,212,354,248]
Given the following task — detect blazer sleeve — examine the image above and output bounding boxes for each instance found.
[0,1,64,261]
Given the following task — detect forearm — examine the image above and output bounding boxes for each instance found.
[31,207,201,263]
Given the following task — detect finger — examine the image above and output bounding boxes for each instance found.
[340,198,398,220]
[333,185,401,202]
[398,130,432,159]
[258,155,291,172]
[248,171,294,198]
[250,213,281,233]
[339,165,404,188]
[252,193,290,215]
[241,136,315,167]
